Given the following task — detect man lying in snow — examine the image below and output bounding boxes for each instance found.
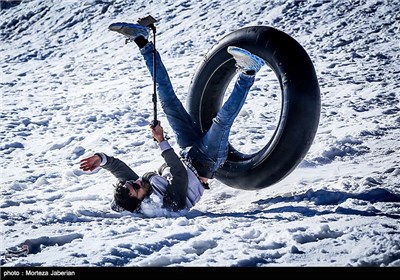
[80,22,265,213]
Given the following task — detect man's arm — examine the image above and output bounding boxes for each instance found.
[151,122,188,210]
[80,153,139,182]
[160,146,188,210]
[99,153,139,182]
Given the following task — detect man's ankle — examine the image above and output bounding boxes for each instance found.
[245,70,255,75]
[134,36,148,48]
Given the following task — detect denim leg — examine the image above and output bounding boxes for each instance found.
[140,43,203,148]
[196,73,255,170]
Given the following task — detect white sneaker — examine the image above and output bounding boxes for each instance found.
[108,22,149,41]
[227,46,265,74]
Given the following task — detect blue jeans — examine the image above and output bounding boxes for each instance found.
[140,43,255,178]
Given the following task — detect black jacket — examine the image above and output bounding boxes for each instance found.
[97,140,205,211]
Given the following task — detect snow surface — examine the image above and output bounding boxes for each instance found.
[1,0,399,267]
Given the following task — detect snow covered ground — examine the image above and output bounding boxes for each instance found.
[1,0,399,267]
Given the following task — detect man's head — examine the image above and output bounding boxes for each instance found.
[112,179,151,212]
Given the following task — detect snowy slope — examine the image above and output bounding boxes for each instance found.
[1,0,399,267]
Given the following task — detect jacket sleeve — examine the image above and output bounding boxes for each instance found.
[158,141,188,210]
[96,153,139,182]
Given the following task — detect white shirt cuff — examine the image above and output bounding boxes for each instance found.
[96,153,107,166]
[159,140,171,152]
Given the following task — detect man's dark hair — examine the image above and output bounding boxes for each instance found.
[113,181,141,212]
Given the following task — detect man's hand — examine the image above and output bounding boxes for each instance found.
[80,155,101,171]
[150,121,165,143]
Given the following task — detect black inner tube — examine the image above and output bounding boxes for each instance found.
[187,26,320,190]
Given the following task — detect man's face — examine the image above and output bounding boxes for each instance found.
[125,180,147,200]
